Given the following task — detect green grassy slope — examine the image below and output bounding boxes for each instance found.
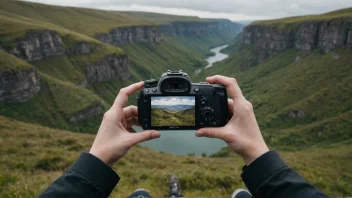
[0,0,208,37]
[201,46,352,149]
[0,0,236,132]
[0,49,32,72]
[0,115,350,197]
[252,7,352,26]
[151,107,195,126]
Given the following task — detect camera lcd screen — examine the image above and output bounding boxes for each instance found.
[151,96,195,127]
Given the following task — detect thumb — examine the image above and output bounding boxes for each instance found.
[196,127,225,139]
[130,130,161,145]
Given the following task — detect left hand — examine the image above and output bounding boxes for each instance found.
[89,82,161,166]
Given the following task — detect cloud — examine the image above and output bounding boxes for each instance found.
[151,96,195,106]
[23,0,351,21]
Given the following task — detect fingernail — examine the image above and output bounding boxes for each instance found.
[196,131,203,136]
[152,131,161,138]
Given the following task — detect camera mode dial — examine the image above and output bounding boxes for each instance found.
[201,107,214,123]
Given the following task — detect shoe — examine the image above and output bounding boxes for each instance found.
[231,189,252,198]
[169,174,182,197]
[127,188,152,198]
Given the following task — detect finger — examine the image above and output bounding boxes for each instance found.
[127,127,137,133]
[196,127,227,140]
[206,75,243,100]
[113,81,144,108]
[130,130,161,145]
[126,117,141,128]
[123,106,138,119]
[228,99,234,117]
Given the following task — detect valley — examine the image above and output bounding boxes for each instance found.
[0,0,351,197]
[151,106,195,127]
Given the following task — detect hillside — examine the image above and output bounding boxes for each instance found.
[0,115,351,197]
[202,8,352,150]
[0,0,242,132]
[151,107,195,126]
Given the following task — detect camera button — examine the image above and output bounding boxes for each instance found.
[152,88,157,92]
[144,89,149,93]
[194,88,199,93]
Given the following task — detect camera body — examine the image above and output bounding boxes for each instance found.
[137,70,229,130]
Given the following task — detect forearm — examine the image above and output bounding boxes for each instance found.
[241,151,327,198]
[39,153,120,198]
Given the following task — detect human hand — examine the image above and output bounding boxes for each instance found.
[196,75,269,165]
[89,82,161,166]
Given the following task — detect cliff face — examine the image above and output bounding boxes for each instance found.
[242,18,352,67]
[96,26,161,46]
[0,68,40,102]
[9,31,66,61]
[84,54,130,84]
[96,20,242,46]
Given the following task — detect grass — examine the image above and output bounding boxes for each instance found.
[0,115,351,197]
[0,0,210,37]
[151,107,195,127]
[251,7,352,26]
[200,45,352,149]
[0,72,107,133]
[0,0,235,132]
[0,49,33,72]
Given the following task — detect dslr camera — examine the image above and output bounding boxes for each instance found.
[137,70,229,130]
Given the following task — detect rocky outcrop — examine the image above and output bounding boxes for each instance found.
[96,26,161,46]
[96,20,243,46]
[0,68,40,102]
[84,54,130,84]
[67,42,97,55]
[287,110,305,118]
[9,31,66,61]
[242,18,352,67]
[69,104,104,122]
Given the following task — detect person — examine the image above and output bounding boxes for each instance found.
[39,75,328,198]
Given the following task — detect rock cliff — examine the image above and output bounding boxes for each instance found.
[9,31,66,61]
[0,68,40,102]
[96,20,242,46]
[84,54,130,84]
[242,18,352,67]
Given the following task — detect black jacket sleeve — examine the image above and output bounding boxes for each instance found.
[39,152,120,198]
[241,150,327,198]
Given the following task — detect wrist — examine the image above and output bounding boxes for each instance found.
[89,149,114,167]
[241,143,269,165]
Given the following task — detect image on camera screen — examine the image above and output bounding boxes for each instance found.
[151,96,195,127]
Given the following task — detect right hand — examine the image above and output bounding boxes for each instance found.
[196,75,269,165]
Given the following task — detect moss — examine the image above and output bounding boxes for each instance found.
[0,50,33,72]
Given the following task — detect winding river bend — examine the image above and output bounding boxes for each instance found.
[196,44,229,74]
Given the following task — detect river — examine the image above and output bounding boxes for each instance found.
[137,45,230,156]
[195,44,229,74]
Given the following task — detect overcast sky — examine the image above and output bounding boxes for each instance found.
[152,96,195,106]
[23,0,351,21]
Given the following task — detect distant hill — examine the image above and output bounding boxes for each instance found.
[151,107,195,126]
[153,105,194,112]
[201,7,352,150]
[0,0,242,132]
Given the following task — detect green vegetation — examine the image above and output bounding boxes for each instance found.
[202,47,352,149]
[151,107,195,126]
[0,0,209,37]
[0,0,235,131]
[0,72,106,133]
[252,7,352,26]
[0,116,350,197]
[0,49,33,72]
